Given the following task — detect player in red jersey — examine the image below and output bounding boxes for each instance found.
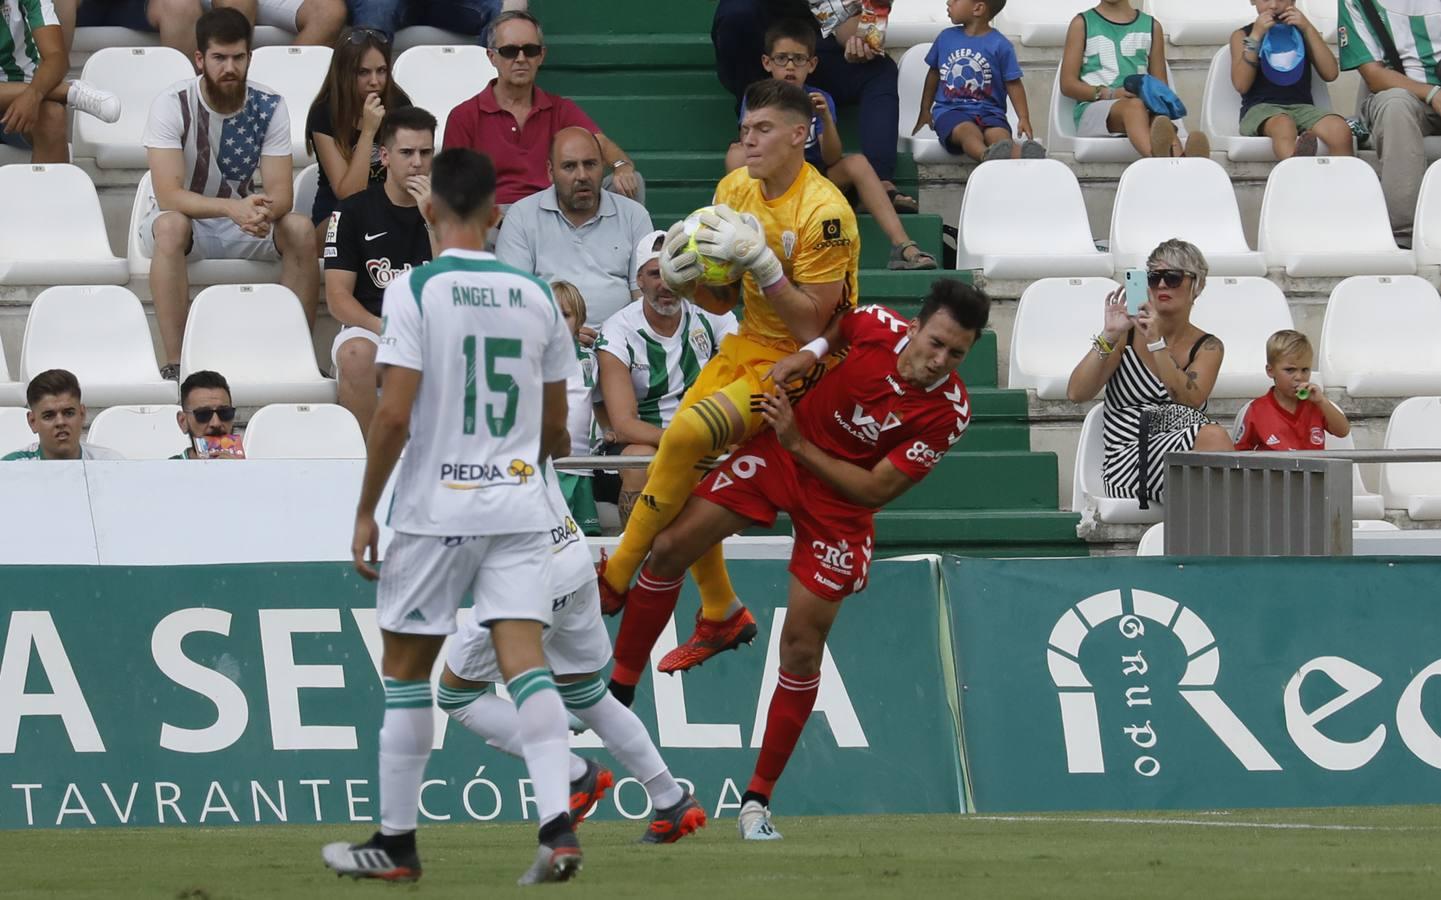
[605,278,988,840]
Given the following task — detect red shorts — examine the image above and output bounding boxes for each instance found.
[695,431,874,602]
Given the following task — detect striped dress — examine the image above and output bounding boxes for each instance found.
[1102,332,1214,504]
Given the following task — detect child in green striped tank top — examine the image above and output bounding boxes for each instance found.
[1060,0,1210,158]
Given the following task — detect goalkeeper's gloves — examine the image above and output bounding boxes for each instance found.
[695,204,784,289]
[659,219,702,295]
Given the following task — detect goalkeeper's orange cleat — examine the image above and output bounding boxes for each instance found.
[596,550,629,616]
[657,607,758,673]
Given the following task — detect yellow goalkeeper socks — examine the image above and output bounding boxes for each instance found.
[691,543,740,622]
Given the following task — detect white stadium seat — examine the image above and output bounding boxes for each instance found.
[73,46,193,169]
[897,43,1021,164]
[1318,275,1441,397]
[0,407,32,455]
[393,26,470,54]
[1049,66,1181,164]
[1146,0,1253,45]
[1328,431,1386,521]
[181,284,336,406]
[87,405,188,459]
[1109,158,1265,276]
[1008,277,1117,399]
[957,160,1111,278]
[249,46,334,166]
[1259,157,1417,276]
[1008,0,1090,47]
[20,286,176,407]
[70,25,291,64]
[393,45,498,147]
[885,2,948,48]
[1188,277,1294,399]
[0,338,23,406]
[242,403,365,459]
[1381,396,1441,519]
[1299,0,1339,41]
[127,173,283,285]
[0,144,29,165]
[294,163,320,223]
[1201,45,1345,162]
[1136,521,1165,556]
[1410,160,1441,266]
[0,164,128,285]
[1073,404,1164,525]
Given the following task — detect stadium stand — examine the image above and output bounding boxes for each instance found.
[1007,277,1116,400]
[897,42,1022,165]
[249,45,334,166]
[242,402,365,458]
[20,286,176,406]
[885,2,948,49]
[1006,0,1090,47]
[1259,157,1417,277]
[956,160,1111,278]
[1381,397,1441,521]
[0,165,128,286]
[86,405,188,459]
[1108,158,1265,276]
[1187,276,1294,399]
[392,26,468,55]
[72,47,194,169]
[0,407,33,455]
[0,339,24,406]
[180,284,336,405]
[1147,0,1253,46]
[1046,65,1182,164]
[126,173,284,285]
[392,44,497,148]
[1073,404,1164,526]
[1136,521,1164,556]
[1317,276,1441,398]
[1410,161,1441,267]
[1200,45,1344,163]
[293,163,320,224]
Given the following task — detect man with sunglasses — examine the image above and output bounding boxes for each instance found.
[442,10,645,207]
[172,370,243,459]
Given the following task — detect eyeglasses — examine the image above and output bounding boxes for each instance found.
[1147,269,1191,289]
[187,405,237,423]
[493,43,543,59]
[345,27,389,46]
[766,52,813,68]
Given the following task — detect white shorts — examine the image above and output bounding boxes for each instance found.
[1078,99,1122,137]
[331,325,381,374]
[446,580,612,682]
[377,531,554,635]
[138,207,280,262]
[201,0,302,30]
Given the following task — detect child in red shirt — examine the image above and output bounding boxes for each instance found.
[1234,330,1350,450]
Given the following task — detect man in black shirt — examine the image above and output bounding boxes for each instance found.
[324,105,438,435]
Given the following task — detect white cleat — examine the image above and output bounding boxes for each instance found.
[66,79,121,123]
[737,799,783,841]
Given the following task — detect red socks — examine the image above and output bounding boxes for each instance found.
[747,669,821,799]
[610,567,685,686]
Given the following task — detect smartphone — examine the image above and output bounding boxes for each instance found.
[1123,268,1149,317]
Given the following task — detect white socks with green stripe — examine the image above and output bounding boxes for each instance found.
[379,678,433,836]
[438,683,587,781]
[560,676,685,810]
[508,668,571,826]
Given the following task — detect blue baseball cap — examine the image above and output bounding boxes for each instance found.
[1261,23,1306,87]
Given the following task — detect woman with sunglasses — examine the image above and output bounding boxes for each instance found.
[305,27,412,239]
[1067,239,1234,507]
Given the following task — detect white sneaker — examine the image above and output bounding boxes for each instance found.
[737,799,782,841]
[66,79,121,123]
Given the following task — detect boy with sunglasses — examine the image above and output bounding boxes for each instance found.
[172,370,244,460]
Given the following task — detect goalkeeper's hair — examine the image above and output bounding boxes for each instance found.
[919,279,991,336]
[743,78,814,125]
[430,148,497,222]
[764,17,818,55]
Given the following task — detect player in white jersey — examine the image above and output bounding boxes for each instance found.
[436,459,707,843]
[323,148,584,886]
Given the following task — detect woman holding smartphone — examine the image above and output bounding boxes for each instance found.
[1066,239,1233,506]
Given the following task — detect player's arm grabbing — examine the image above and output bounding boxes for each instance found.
[758,388,913,508]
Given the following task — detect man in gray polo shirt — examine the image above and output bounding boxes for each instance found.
[495,126,654,327]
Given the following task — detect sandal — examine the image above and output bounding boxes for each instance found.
[888,240,938,270]
[884,184,919,214]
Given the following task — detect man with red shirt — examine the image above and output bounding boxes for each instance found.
[605,278,989,841]
[1234,330,1350,452]
[441,9,644,207]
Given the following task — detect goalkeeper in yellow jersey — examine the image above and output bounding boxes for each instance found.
[600,78,861,705]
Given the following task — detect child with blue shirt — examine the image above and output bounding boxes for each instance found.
[913,0,1043,161]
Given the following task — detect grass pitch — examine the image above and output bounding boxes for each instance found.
[9,807,1441,899]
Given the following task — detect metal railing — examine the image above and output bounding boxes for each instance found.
[552,455,653,471]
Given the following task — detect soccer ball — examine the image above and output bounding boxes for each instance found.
[682,207,744,287]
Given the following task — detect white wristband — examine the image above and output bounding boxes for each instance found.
[1147,337,1168,352]
[801,337,830,358]
[1428,86,1440,106]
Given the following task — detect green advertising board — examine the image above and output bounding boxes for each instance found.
[0,559,961,829]
[944,557,1441,812]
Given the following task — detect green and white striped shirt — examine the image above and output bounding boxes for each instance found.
[2,441,124,460]
[1,0,58,85]
[1339,0,1441,85]
[595,301,737,430]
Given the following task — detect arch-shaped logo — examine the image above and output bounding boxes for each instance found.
[1048,588,1282,775]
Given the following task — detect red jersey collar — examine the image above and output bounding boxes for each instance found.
[474,80,557,114]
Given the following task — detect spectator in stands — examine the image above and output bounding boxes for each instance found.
[495,126,654,327]
[3,369,123,461]
[1233,330,1349,451]
[349,0,523,42]
[325,106,437,435]
[551,280,603,535]
[1230,1,1351,160]
[596,231,738,526]
[1066,239,1233,506]
[141,9,320,381]
[1340,0,1441,246]
[0,0,119,164]
[442,10,646,207]
[1060,0,1209,158]
[173,369,245,458]
[78,0,344,58]
[727,19,935,269]
[712,0,912,211]
[305,27,413,235]
[913,0,1044,162]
